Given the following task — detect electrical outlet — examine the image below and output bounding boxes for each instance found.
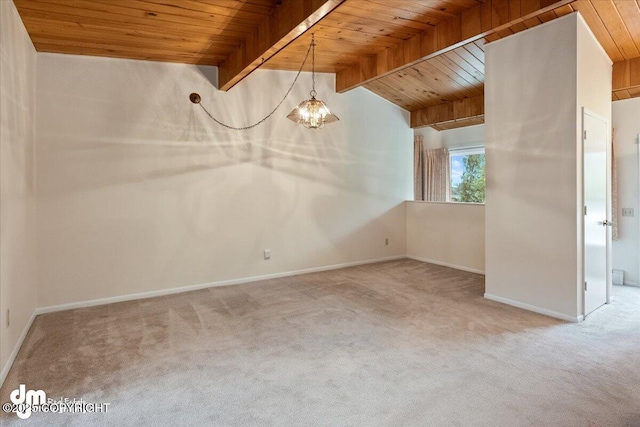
[385,238,389,246]
[6,309,9,328]
[264,249,271,260]
[622,208,634,217]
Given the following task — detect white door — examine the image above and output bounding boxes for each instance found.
[583,109,609,317]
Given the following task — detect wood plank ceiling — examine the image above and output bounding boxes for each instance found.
[14,0,279,65]
[369,0,640,129]
[262,0,483,73]
[12,0,640,130]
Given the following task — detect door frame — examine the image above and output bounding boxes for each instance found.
[581,107,612,318]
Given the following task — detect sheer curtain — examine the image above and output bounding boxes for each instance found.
[424,148,450,201]
[414,135,424,200]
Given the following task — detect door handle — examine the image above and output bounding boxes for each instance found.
[602,220,612,227]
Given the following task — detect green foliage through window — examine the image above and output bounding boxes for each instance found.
[450,152,485,203]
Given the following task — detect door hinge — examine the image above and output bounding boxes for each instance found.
[584,281,588,291]
[584,206,587,216]
[583,129,587,140]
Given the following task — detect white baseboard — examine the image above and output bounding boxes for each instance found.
[484,293,583,323]
[35,255,407,315]
[623,281,639,288]
[1,310,36,388]
[407,255,485,275]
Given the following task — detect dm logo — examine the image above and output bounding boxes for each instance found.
[10,384,46,419]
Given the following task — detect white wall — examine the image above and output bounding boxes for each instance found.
[0,1,37,380]
[612,98,640,286]
[415,124,484,150]
[406,201,485,273]
[484,14,611,321]
[35,54,413,308]
[408,124,486,273]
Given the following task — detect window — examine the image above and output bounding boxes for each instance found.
[449,146,485,203]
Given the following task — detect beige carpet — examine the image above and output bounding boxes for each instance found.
[1,259,639,426]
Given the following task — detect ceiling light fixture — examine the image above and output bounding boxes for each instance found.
[286,34,339,129]
[190,33,338,131]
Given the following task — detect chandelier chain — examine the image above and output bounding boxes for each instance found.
[311,33,316,98]
[197,34,314,131]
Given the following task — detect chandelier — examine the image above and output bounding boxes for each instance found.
[286,34,339,129]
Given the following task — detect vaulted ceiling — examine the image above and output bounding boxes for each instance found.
[13,0,640,130]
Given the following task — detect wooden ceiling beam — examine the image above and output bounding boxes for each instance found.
[336,0,575,93]
[431,116,485,131]
[411,95,484,129]
[218,0,344,91]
